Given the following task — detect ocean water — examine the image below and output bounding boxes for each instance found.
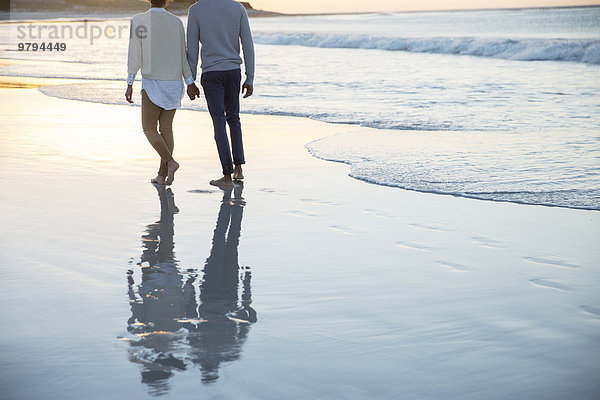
[1,7,599,209]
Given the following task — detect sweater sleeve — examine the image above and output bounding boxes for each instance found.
[186,8,200,81]
[239,7,255,86]
[127,18,142,76]
[180,22,193,82]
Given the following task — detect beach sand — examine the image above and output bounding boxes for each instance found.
[1,88,599,399]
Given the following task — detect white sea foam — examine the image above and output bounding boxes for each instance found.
[306,129,600,210]
[254,33,600,64]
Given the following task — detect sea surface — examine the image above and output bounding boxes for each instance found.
[1,7,599,209]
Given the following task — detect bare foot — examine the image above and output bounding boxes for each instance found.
[151,175,166,185]
[166,159,179,186]
[210,175,234,187]
[233,165,244,181]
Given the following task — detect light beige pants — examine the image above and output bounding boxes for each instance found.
[141,90,176,177]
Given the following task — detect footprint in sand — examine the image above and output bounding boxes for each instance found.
[260,187,288,196]
[302,198,341,206]
[395,241,434,251]
[330,225,354,234]
[436,260,469,271]
[408,222,451,232]
[522,256,580,269]
[286,210,318,218]
[580,306,600,319]
[364,208,395,218]
[471,236,505,249]
[188,189,218,194]
[530,279,570,291]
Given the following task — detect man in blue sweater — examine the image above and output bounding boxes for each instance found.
[187,0,255,187]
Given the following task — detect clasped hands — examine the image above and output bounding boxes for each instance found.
[187,83,201,100]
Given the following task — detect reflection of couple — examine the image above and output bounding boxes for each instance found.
[126,185,256,394]
[125,0,254,187]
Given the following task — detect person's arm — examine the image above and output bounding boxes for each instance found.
[180,22,199,100]
[125,18,141,103]
[180,22,193,81]
[186,8,200,81]
[239,6,255,97]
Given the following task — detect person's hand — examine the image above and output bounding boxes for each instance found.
[125,85,133,103]
[242,83,253,98]
[187,83,200,100]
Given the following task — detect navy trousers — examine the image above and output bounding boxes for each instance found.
[200,69,245,175]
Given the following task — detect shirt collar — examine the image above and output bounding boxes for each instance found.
[150,7,167,13]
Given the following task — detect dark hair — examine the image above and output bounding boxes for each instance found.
[148,0,169,7]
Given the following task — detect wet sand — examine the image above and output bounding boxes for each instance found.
[0,88,599,399]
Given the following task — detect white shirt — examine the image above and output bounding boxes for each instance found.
[127,7,194,110]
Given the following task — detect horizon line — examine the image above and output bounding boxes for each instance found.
[268,4,600,17]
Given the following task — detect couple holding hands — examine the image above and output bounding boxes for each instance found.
[125,0,254,187]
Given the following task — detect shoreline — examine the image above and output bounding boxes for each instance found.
[1,87,599,398]
[4,75,597,212]
[306,146,600,212]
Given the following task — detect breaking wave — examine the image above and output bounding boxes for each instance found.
[254,32,600,64]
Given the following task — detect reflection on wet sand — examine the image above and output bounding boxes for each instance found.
[126,184,255,395]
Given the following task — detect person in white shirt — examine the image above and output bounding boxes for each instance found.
[125,0,200,186]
